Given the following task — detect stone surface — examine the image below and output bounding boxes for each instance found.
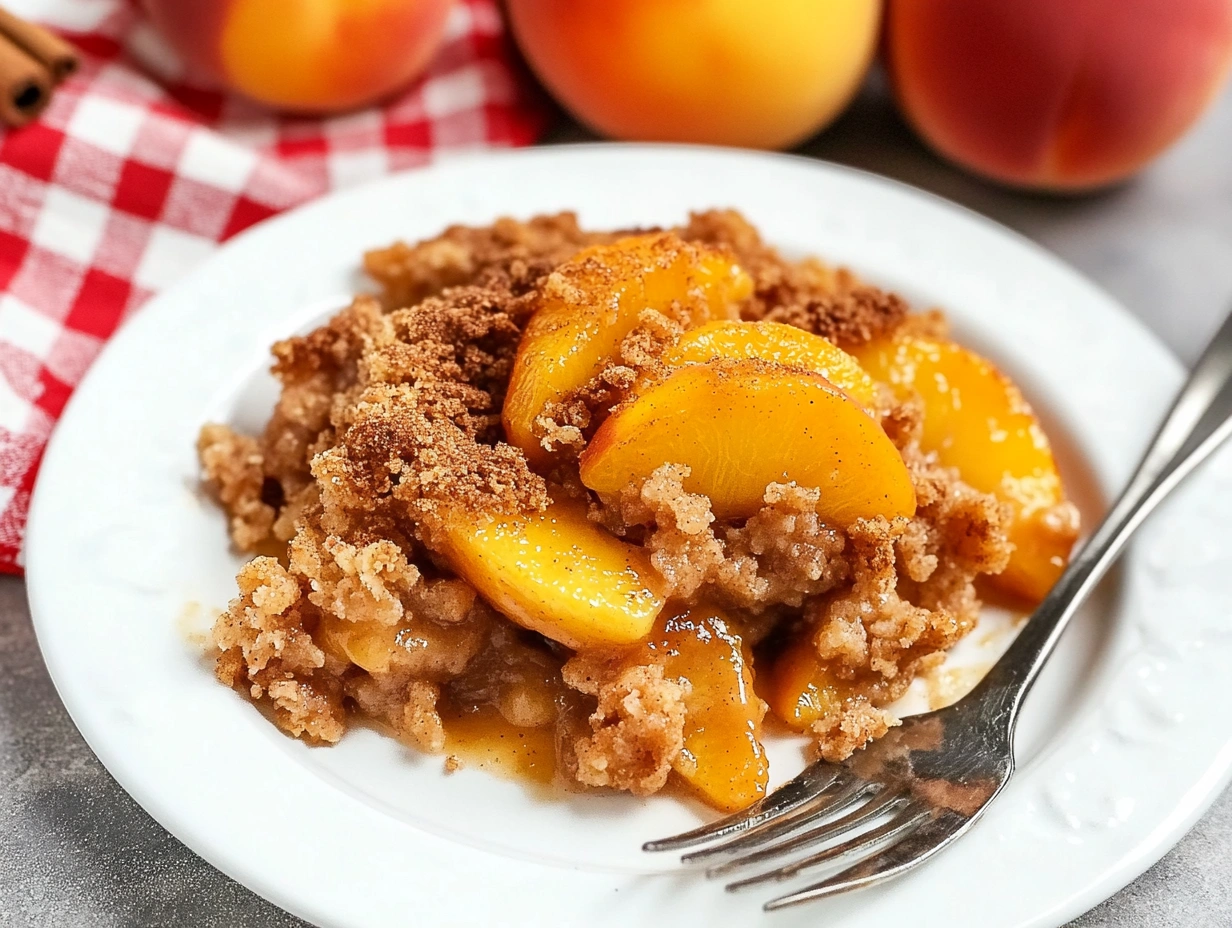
[4,77,1231,927]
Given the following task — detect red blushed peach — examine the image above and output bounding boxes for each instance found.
[886,0,1232,190]
[142,0,455,112]
[506,0,883,150]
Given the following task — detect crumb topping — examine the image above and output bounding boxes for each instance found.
[562,658,688,796]
[680,209,908,345]
[199,209,1022,803]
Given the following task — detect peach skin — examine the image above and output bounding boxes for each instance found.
[142,0,454,112]
[506,0,882,149]
[579,359,916,524]
[502,234,751,465]
[852,334,1079,602]
[886,0,1232,190]
[432,497,666,650]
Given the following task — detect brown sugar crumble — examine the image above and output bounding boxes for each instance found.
[199,210,1045,810]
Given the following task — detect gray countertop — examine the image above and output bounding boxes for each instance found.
[3,78,1232,927]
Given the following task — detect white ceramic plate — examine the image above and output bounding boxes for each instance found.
[26,145,1232,928]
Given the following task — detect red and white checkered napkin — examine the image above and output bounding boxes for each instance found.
[0,0,549,574]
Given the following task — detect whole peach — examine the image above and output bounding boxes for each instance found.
[142,0,455,112]
[506,0,882,150]
[886,0,1232,190]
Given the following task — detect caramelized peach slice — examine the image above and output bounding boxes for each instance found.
[580,359,916,523]
[763,635,904,732]
[763,634,847,731]
[640,607,768,812]
[852,334,1079,602]
[433,498,665,650]
[316,614,486,676]
[503,233,753,464]
[664,320,878,408]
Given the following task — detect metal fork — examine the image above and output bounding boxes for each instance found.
[645,309,1232,910]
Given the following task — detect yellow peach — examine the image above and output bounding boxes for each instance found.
[580,359,916,523]
[851,334,1078,601]
[503,234,752,465]
[142,0,454,112]
[506,0,883,150]
[433,498,666,650]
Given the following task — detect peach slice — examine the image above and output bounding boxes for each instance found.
[316,614,486,676]
[763,635,909,732]
[763,634,848,731]
[503,233,753,464]
[433,497,666,650]
[580,359,916,523]
[851,334,1079,601]
[638,607,768,812]
[662,319,878,409]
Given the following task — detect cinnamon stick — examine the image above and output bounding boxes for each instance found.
[0,7,78,83]
[0,31,49,128]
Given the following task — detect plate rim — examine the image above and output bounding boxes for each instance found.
[28,142,1229,928]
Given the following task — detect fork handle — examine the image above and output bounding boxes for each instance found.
[972,308,1232,721]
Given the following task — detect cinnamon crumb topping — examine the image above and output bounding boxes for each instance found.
[199,209,1023,803]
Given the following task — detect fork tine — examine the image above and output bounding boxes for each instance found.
[680,775,875,865]
[643,763,843,852]
[704,787,910,878]
[763,810,964,910]
[724,803,932,893]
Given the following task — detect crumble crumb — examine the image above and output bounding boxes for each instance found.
[562,658,688,796]
[680,209,908,345]
[363,213,617,311]
[198,425,274,550]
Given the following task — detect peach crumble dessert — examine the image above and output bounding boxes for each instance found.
[198,210,1079,812]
